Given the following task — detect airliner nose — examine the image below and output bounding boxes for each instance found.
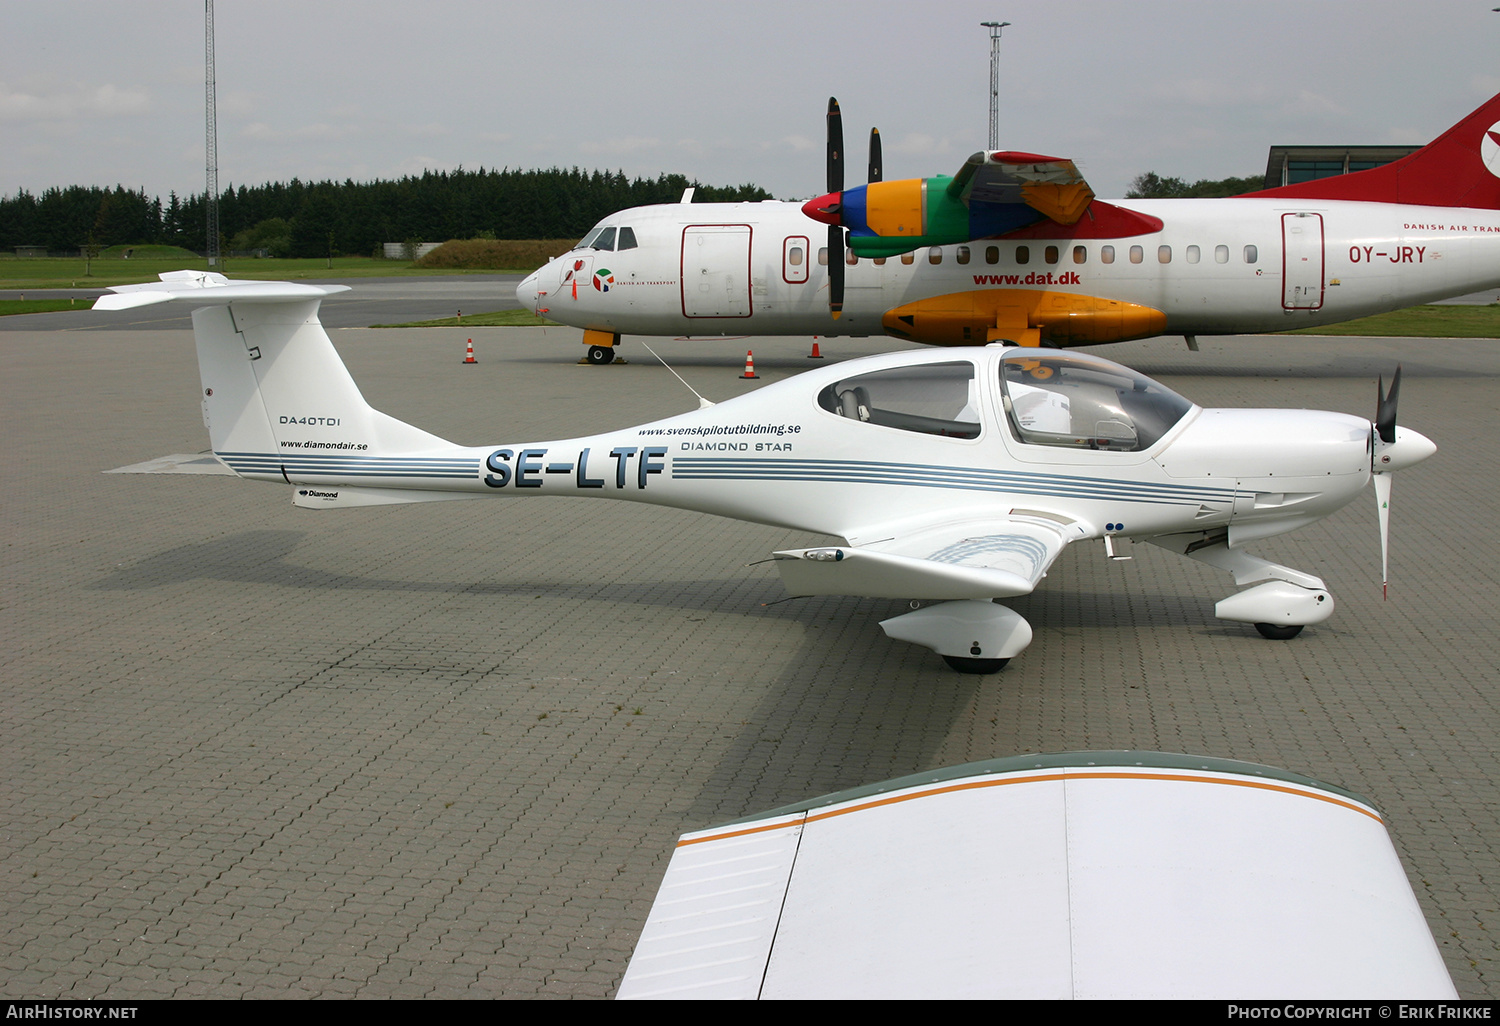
[516,270,539,312]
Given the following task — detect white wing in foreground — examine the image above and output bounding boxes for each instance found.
[618,752,1456,1000]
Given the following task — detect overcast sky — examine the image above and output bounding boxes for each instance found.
[5,0,1500,204]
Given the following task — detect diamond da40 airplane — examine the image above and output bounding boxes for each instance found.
[519,92,1500,364]
[99,275,1433,671]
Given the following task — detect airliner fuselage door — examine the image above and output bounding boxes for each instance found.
[682,225,752,318]
[1282,212,1325,310]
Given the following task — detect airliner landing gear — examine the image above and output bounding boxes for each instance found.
[582,329,620,366]
[1255,622,1305,641]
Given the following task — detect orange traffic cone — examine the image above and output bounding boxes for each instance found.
[463,339,477,364]
[808,339,824,359]
[740,350,759,379]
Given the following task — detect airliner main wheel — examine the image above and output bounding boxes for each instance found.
[942,655,1010,674]
[1254,622,1304,640]
[586,345,614,365]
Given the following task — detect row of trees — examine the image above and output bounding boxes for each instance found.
[0,168,774,256]
[1125,171,1266,199]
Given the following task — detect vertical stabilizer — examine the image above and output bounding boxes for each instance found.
[97,275,454,483]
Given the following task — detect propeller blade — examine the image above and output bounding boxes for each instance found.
[829,224,844,318]
[825,98,845,319]
[1376,364,1401,443]
[1373,471,1392,600]
[868,127,882,183]
[826,97,844,194]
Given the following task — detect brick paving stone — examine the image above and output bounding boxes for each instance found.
[1,326,1496,998]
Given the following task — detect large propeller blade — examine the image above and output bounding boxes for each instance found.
[826,97,845,319]
[868,127,882,184]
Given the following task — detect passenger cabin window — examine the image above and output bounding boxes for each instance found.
[818,362,981,440]
[986,246,1000,264]
[783,235,809,284]
[616,227,638,251]
[1158,245,1172,264]
[1072,245,1086,265]
[1186,245,1200,264]
[1101,245,1115,264]
[956,245,971,265]
[928,247,943,264]
[1215,244,1229,264]
[1045,246,1059,264]
[1244,244,1258,264]
[818,247,829,265]
[847,248,858,265]
[1000,355,1192,452]
[1016,246,1030,265]
[900,251,915,265]
[1130,245,1143,264]
[874,256,887,265]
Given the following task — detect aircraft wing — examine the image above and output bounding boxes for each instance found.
[773,513,1087,600]
[948,150,1097,226]
[617,752,1457,1000]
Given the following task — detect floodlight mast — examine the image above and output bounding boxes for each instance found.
[981,20,1010,151]
[205,0,220,268]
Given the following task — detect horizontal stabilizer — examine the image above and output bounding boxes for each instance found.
[95,271,349,311]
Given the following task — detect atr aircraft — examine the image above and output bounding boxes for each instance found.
[517,92,1500,364]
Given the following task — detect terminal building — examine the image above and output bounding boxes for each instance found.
[1262,145,1421,190]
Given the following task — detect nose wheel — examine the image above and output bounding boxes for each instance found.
[1254,622,1304,640]
[586,345,615,365]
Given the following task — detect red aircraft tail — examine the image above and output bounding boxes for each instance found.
[1251,91,1500,209]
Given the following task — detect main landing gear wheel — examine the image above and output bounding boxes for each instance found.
[586,345,614,365]
[942,655,1010,674]
[1254,622,1304,640]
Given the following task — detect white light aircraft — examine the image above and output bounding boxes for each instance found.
[518,92,1500,364]
[99,272,1433,671]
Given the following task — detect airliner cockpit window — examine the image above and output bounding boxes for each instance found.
[1000,354,1192,451]
[818,361,981,439]
[616,227,638,250]
[585,227,617,252]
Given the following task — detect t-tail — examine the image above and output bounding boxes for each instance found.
[96,271,478,509]
[1251,90,1500,209]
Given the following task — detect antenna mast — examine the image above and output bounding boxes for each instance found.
[981,20,1010,151]
[205,0,220,267]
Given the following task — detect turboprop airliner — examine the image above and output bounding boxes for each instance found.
[517,92,1500,364]
[97,272,1433,672]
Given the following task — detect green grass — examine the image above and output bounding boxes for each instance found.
[0,298,91,317]
[1278,304,1500,338]
[371,308,562,328]
[0,255,535,289]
